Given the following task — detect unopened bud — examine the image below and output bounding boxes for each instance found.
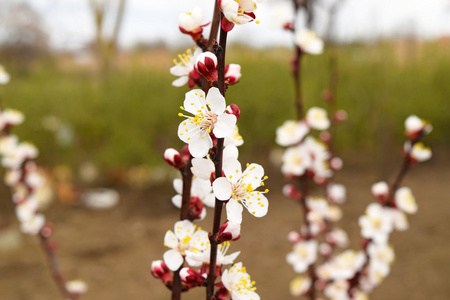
[319,131,331,143]
[195,52,218,81]
[322,90,334,102]
[319,242,333,257]
[283,184,301,200]
[225,64,241,85]
[371,181,389,202]
[287,231,301,244]
[405,115,432,140]
[164,148,183,169]
[226,104,241,120]
[217,221,241,243]
[333,110,347,123]
[180,267,205,286]
[330,157,343,171]
[151,260,172,284]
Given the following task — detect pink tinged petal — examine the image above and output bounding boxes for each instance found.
[221,269,231,290]
[226,199,243,224]
[245,193,268,218]
[163,249,184,271]
[206,87,225,113]
[214,114,237,138]
[231,14,254,25]
[164,230,179,249]
[183,89,207,115]
[188,133,213,158]
[221,17,235,32]
[213,177,233,200]
[191,158,215,180]
[171,195,182,208]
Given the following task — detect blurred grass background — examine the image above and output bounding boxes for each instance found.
[2,40,448,174]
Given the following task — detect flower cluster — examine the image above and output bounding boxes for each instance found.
[153,3,266,299]
[0,66,87,299]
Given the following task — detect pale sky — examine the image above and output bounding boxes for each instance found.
[11,0,450,50]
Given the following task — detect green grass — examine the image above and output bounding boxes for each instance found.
[1,41,448,170]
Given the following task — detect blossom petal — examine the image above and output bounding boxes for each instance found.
[170,65,189,77]
[222,158,242,182]
[164,230,179,249]
[171,195,182,208]
[188,133,213,158]
[183,89,207,115]
[173,220,195,240]
[226,199,243,224]
[214,113,237,138]
[213,177,232,200]
[191,158,215,180]
[232,290,260,300]
[242,163,264,188]
[245,193,268,218]
[172,76,189,87]
[206,87,226,113]
[163,249,184,271]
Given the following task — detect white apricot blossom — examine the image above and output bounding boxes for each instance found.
[213,159,268,224]
[163,220,209,271]
[306,107,330,130]
[286,240,318,273]
[221,262,260,300]
[395,187,417,214]
[295,29,324,55]
[275,120,309,146]
[178,88,237,158]
[220,0,258,32]
[358,203,393,244]
[170,48,202,87]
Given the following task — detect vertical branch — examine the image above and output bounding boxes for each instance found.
[207,0,221,51]
[39,232,77,300]
[180,157,193,220]
[293,48,304,120]
[206,19,228,300]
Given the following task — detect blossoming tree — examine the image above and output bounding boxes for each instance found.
[151,1,268,299]
[276,1,433,299]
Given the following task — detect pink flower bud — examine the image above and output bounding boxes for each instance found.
[226,104,241,120]
[151,260,172,284]
[180,267,205,286]
[319,243,332,256]
[287,231,301,243]
[319,131,331,143]
[322,89,334,102]
[371,181,389,202]
[217,221,241,243]
[188,196,205,220]
[333,110,347,123]
[195,52,218,81]
[330,157,343,171]
[225,64,241,85]
[283,184,302,200]
[164,148,183,169]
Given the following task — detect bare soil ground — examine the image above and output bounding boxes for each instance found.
[0,148,449,300]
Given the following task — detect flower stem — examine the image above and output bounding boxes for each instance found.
[180,157,193,220]
[39,232,77,300]
[207,0,221,51]
[206,18,228,300]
